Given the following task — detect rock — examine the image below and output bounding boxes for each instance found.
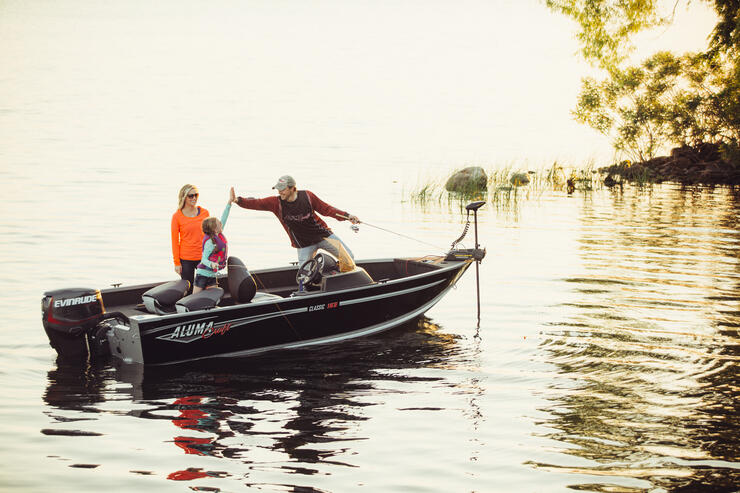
[673,156,692,170]
[510,171,531,186]
[599,142,738,185]
[445,166,488,193]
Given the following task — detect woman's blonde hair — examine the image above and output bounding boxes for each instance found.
[178,184,197,210]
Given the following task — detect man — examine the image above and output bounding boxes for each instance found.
[234,175,360,269]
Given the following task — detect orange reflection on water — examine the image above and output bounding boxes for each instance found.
[169,396,216,480]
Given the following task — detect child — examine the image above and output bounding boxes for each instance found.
[192,188,236,294]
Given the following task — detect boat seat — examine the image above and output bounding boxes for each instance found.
[176,287,224,313]
[227,256,257,303]
[320,267,374,291]
[142,279,190,315]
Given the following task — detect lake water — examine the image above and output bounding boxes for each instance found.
[3,182,739,492]
[2,1,737,492]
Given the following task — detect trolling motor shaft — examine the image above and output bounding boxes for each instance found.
[444,201,486,326]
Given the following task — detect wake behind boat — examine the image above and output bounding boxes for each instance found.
[41,203,486,366]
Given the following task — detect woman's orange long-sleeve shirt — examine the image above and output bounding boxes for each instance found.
[171,207,209,265]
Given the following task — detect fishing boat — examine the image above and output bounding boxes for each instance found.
[41,202,485,366]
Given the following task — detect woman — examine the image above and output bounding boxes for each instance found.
[171,184,209,289]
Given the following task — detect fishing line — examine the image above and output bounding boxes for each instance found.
[338,214,448,252]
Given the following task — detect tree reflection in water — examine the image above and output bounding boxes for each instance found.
[530,185,740,492]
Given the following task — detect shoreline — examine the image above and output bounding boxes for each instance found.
[599,143,740,186]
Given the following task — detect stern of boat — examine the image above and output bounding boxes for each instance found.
[107,317,145,364]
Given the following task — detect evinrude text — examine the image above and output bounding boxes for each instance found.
[53,295,98,308]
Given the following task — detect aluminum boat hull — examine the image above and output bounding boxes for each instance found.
[111,258,470,365]
[43,255,475,366]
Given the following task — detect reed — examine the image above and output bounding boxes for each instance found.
[408,176,448,206]
[408,161,607,208]
[627,164,655,186]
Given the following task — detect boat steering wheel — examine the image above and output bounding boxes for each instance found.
[296,257,322,286]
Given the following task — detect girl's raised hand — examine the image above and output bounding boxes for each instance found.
[229,187,236,203]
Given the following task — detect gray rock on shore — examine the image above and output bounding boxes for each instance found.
[445,166,488,192]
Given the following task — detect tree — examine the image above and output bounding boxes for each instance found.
[547,0,740,162]
[545,0,666,71]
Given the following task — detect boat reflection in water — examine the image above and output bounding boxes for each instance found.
[43,316,462,483]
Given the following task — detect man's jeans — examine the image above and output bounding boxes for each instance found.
[297,234,354,264]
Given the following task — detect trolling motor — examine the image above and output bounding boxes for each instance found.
[446,201,486,262]
[446,201,486,325]
[344,203,487,324]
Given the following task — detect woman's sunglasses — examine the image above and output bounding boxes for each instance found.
[187,193,199,199]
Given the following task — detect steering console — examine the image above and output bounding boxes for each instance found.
[296,253,339,287]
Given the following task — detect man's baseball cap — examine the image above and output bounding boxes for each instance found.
[273,175,296,191]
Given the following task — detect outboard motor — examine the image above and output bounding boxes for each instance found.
[41,288,105,359]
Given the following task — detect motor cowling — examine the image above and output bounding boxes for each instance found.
[42,288,105,359]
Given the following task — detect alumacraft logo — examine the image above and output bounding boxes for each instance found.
[54,295,98,308]
[156,321,232,344]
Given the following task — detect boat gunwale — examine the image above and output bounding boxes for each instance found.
[124,256,471,325]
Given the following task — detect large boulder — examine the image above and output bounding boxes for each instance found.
[445,166,488,193]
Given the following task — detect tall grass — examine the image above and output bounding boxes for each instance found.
[408,162,606,209]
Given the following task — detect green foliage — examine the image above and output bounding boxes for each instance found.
[707,0,740,54]
[545,0,666,70]
[575,51,740,161]
[720,141,740,168]
[547,0,740,164]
